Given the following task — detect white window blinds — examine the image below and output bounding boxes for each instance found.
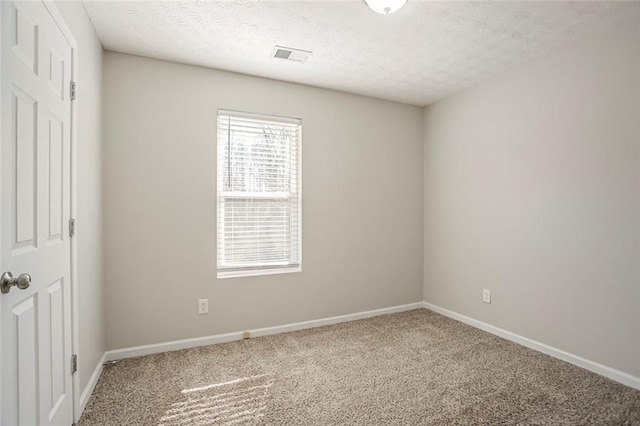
[217,110,302,278]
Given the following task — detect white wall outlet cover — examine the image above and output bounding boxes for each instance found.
[482,289,491,304]
[198,299,209,314]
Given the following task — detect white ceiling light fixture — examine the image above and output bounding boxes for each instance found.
[363,0,407,15]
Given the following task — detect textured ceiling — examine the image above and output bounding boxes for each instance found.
[82,1,638,106]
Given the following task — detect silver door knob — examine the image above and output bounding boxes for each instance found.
[1,272,31,294]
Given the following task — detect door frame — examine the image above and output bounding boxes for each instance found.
[0,0,80,422]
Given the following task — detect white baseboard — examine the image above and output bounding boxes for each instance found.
[248,302,424,338]
[77,352,107,420]
[105,331,242,361]
[105,302,424,362]
[423,302,640,391]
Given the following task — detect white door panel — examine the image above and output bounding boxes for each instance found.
[1,1,74,425]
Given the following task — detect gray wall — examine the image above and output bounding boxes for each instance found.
[423,15,640,377]
[55,1,105,394]
[103,52,424,350]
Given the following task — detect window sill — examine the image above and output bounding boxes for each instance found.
[217,266,301,279]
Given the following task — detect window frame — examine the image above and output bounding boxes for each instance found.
[216,109,302,279]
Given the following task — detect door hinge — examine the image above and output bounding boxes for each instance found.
[72,354,78,374]
[69,218,76,238]
[70,81,77,101]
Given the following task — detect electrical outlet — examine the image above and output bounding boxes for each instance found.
[198,299,209,314]
[482,289,491,304]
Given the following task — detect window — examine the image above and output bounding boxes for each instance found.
[217,110,302,278]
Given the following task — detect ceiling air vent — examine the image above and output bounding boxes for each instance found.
[272,46,312,63]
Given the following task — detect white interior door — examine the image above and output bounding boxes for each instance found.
[1,1,74,425]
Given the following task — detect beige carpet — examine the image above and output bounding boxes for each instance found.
[79,309,640,425]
